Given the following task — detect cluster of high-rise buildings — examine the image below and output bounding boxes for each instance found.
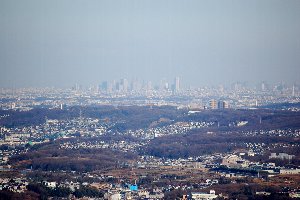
[0,79,299,111]
[70,78,300,98]
[77,77,182,94]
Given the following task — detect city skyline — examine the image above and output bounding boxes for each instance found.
[0,76,299,91]
[1,0,300,87]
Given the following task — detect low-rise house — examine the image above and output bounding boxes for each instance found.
[256,191,271,196]
[269,153,295,160]
[191,190,218,200]
[42,181,57,188]
[280,168,300,175]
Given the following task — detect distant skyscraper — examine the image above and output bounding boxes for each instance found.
[120,78,128,93]
[173,77,180,93]
[131,79,141,92]
[159,79,169,91]
[292,85,295,96]
[73,83,80,92]
[101,81,108,92]
[107,82,113,93]
[116,81,121,91]
[165,82,169,90]
[261,82,266,91]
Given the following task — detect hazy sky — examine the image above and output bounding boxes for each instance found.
[1,0,300,87]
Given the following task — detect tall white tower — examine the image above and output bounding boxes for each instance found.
[175,77,180,93]
[292,84,295,96]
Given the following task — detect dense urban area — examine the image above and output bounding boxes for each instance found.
[0,80,300,199]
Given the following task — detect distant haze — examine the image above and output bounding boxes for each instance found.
[1,0,300,88]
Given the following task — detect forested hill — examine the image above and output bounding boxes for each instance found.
[1,106,300,131]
